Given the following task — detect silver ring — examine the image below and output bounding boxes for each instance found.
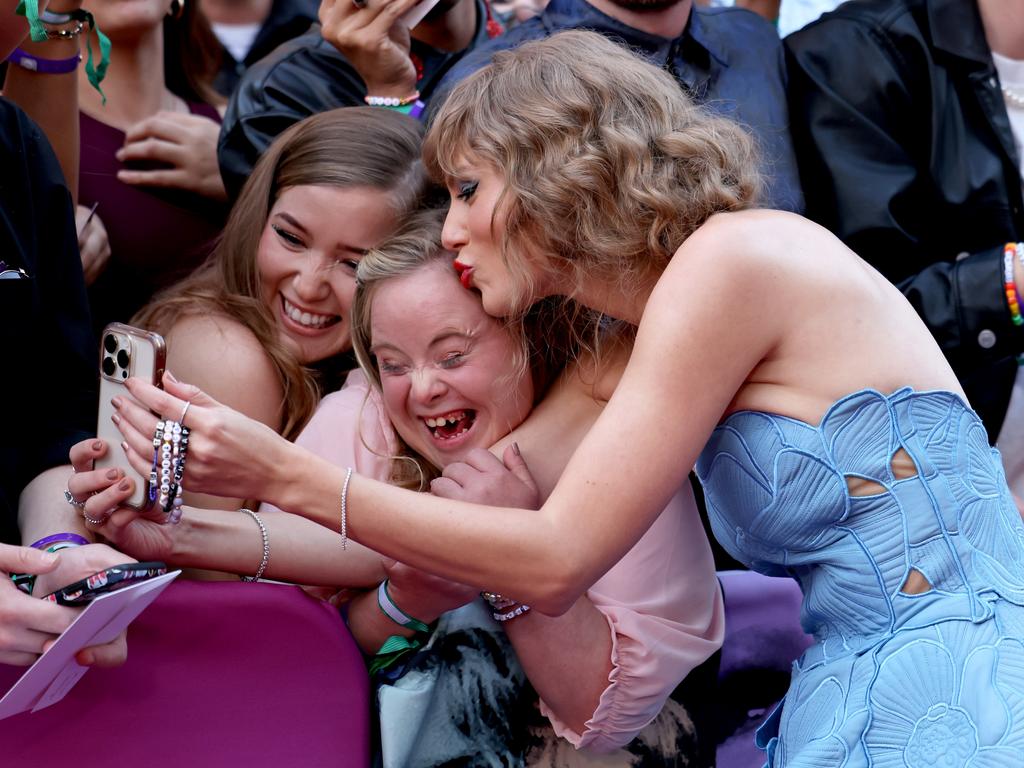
[179,400,192,426]
[64,489,86,509]
[82,511,106,526]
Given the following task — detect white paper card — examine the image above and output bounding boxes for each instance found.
[0,570,180,720]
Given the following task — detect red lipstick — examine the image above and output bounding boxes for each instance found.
[453,259,474,290]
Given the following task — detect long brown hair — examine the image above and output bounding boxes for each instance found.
[163,0,223,107]
[134,108,431,440]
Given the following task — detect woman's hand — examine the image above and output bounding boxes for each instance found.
[117,112,228,202]
[31,543,137,599]
[430,445,541,510]
[318,0,421,99]
[112,372,291,504]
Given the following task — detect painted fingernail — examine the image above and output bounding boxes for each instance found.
[111,396,123,409]
[118,478,131,491]
[121,440,130,455]
[512,441,521,456]
[92,440,103,451]
[106,468,119,480]
[112,413,121,425]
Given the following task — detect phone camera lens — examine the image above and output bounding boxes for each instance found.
[104,334,118,353]
[117,349,130,369]
[122,370,128,379]
[102,356,116,377]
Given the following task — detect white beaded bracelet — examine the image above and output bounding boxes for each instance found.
[239,508,269,582]
[493,603,531,622]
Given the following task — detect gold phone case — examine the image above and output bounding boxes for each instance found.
[95,323,167,510]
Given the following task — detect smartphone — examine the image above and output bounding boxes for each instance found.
[95,323,166,510]
[43,562,169,606]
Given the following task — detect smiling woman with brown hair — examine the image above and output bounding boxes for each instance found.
[132,107,430,511]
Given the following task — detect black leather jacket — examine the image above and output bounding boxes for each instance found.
[218,3,489,199]
[786,0,1024,440]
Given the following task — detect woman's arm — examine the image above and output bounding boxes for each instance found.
[1,0,82,199]
[113,216,787,609]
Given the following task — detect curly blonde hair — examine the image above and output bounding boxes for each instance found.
[424,30,763,313]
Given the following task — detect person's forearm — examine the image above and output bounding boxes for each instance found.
[502,595,613,737]
[346,587,419,656]
[3,16,81,200]
[271,449,580,614]
[18,465,94,546]
[172,506,385,586]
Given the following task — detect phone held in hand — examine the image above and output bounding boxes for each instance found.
[43,562,169,606]
[95,323,166,510]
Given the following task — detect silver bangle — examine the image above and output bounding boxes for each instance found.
[340,467,353,550]
[239,508,269,582]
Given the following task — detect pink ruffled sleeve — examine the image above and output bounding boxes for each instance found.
[261,370,395,516]
[539,483,725,753]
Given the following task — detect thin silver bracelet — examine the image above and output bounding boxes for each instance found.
[340,467,353,550]
[239,508,269,582]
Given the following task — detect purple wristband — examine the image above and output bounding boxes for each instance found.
[408,100,426,120]
[30,533,90,550]
[7,47,81,75]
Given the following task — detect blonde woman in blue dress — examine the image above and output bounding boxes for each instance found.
[102,30,1024,766]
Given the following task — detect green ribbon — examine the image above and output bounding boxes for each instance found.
[368,634,424,676]
[15,0,112,103]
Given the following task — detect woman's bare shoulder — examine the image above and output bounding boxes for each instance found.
[165,313,284,427]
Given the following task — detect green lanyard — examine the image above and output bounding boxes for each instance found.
[15,0,112,103]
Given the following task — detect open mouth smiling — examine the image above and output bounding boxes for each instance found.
[423,410,477,440]
[281,295,342,330]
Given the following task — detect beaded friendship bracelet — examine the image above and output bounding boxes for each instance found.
[481,591,532,623]
[1005,243,1024,334]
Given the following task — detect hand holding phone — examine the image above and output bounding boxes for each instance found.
[95,323,166,510]
[43,562,168,606]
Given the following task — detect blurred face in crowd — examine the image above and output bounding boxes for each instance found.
[258,184,398,364]
[87,0,177,38]
[369,260,534,470]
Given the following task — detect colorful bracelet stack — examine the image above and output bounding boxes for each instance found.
[481,590,531,622]
[364,92,426,119]
[11,0,112,99]
[1005,242,1023,327]
[151,418,190,523]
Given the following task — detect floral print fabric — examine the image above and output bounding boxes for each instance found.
[696,388,1024,766]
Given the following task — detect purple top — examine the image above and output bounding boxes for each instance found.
[81,102,227,330]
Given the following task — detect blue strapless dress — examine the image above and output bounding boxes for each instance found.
[696,388,1024,767]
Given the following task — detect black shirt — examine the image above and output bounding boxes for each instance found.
[0,98,96,543]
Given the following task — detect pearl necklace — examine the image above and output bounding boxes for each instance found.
[1003,84,1024,110]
